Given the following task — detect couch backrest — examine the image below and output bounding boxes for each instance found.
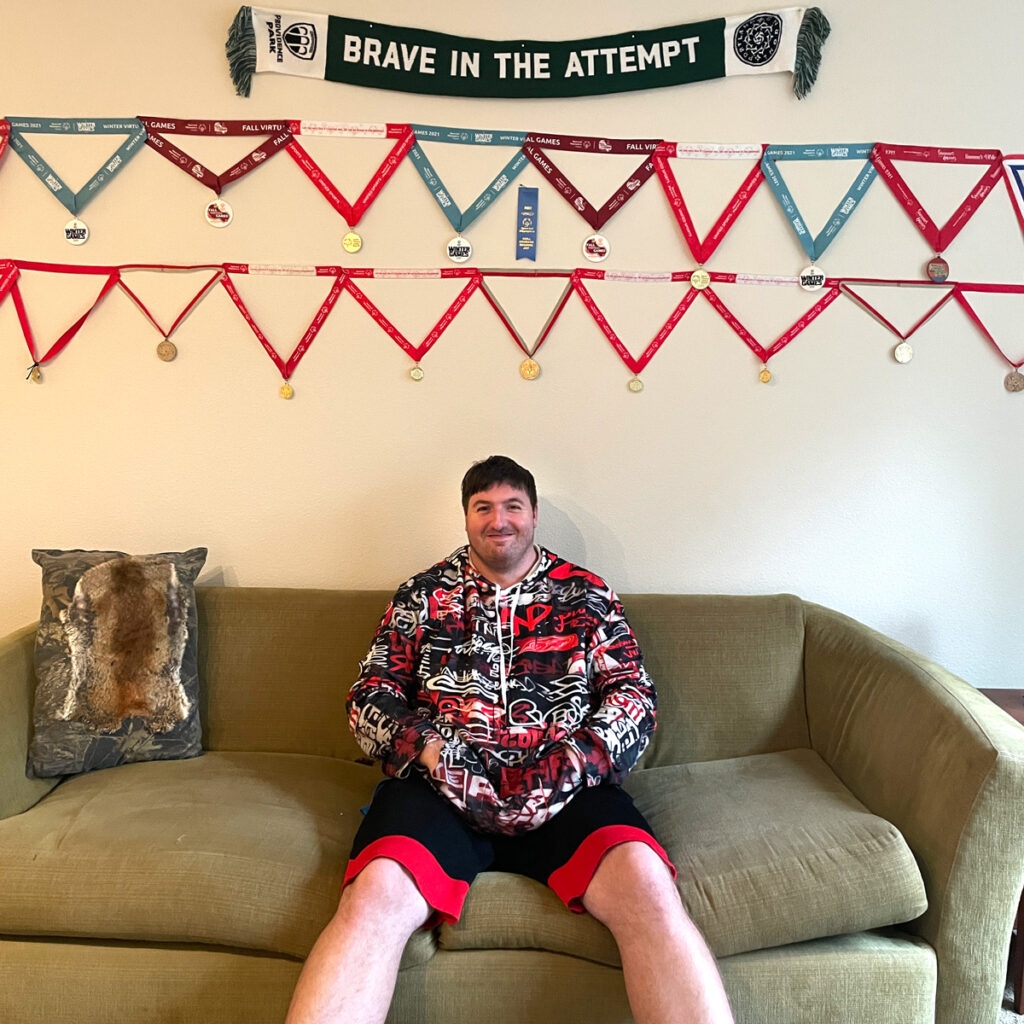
[195,587,811,765]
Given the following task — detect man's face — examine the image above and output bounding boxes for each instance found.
[464,483,538,583]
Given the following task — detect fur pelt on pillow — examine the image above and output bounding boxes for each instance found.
[28,547,207,778]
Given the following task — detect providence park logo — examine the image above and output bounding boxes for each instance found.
[284,22,317,60]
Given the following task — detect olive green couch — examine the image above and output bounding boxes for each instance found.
[2,588,1023,1024]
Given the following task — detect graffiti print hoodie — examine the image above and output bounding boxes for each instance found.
[348,545,656,835]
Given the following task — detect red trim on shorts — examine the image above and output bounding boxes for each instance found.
[342,835,470,924]
[547,824,677,913]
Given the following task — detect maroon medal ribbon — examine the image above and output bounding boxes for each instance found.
[5,260,120,378]
[571,269,698,375]
[285,121,415,227]
[653,143,767,264]
[342,268,481,364]
[138,118,293,194]
[701,272,842,370]
[523,134,661,230]
[870,144,1004,255]
[219,264,346,381]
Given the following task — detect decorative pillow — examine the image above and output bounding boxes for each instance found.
[28,547,208,778]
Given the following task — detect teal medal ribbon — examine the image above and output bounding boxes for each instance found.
[408,125,529,234]
[5,117,147,216]
[761,143,877,262]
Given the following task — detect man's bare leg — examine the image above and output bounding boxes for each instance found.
[583,842,734,1024]
[285,857,430,1024]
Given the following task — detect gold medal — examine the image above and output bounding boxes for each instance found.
[1004,370,1024,393]
[893,342,914,364]
[690,269,711,290]
[28,365,41,383]
[519,358,540,380]
[759,366,773,384]
[156,339,178,362]
[410,365,425,381]
[342,231,363,254]
[279,383,294,399]
[627,377,644,393]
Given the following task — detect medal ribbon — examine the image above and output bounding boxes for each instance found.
[408,125,528,233]
[952,282,1024,371]
[477,270,574,359]
[701,273,842,366]
[1001,155,1024,237]
[343,268,481,362]
[5,117,147,215]
[0,120,10,163]
[219,264,346,379]
[761,143,878,261]
[285,121,414,227]
[653,143,766,264]
[5,260,121,372]
[571,269,698,375]
[838,279,955,341]
[523,134,661,230]
[870,144,1004,254]
[138,118,292,195]
[118,266,226,340]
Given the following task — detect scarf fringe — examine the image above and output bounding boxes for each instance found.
[793,7,831,99]
[226,6,256,98]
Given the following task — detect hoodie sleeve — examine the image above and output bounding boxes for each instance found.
[346,586,440,777]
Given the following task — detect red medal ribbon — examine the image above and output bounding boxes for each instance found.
[0,119,10,163]
[838,279,955,341]
[477,270,574,360]
[6,260,120,372]
[653,143,767,264]
[701,273,842,366]
[523,134,661,230]
[138,117,293,195]
[219,264,346,380]
[118,265,225,340]
[952,282,1024,370]
[571,269,698,375]
[870,144,1003,253]
[286,122,415,227]
[343,268,481,363]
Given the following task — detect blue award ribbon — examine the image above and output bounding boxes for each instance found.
[761,143,878,262]
[516,186,539,261]
[408,124,528,233]
[5,117,148,216]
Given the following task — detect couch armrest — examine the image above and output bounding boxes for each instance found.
[804,602,1024,1024]
[0,624,58,820]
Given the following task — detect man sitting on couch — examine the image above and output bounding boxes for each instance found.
[285,455,733,1024]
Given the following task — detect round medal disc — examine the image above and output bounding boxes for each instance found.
[926,255,949,283]
[156,340,178,362]
[519,358,540,380]
[446,236,472,264]
[204,199,233,228]
[893,341,914,364]
[690,269,711,290]
[279,383,294,400]
[1004,370,1024,393]
[627,377,644,393]
[410,365,425,381]
[798,266,826,292]
[583,234,610,263]
[29,366,41,383]
[64,218,89,246]
[759,366,773,384]
[342,231,363,254]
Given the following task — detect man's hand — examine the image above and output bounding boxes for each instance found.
[417,735,444,773]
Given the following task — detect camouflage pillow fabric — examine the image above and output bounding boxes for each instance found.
[28,547,208,778]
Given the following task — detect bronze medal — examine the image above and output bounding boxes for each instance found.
[156,340,178,362]
[29,366,41,383]
[1004,370,1024,393]
[519,358,540,380]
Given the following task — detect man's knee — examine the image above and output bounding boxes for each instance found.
[340,856,431,933]
[581,840,682,929]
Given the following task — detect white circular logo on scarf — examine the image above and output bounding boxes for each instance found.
[733,13,783,67]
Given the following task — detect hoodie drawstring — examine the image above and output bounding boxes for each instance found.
[494,583,521,711]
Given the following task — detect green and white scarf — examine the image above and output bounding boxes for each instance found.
[227,7,829,101]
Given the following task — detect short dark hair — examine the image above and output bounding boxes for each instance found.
[461,456,537,512]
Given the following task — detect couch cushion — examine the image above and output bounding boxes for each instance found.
[441,749,926,960]
[0,751,434,967]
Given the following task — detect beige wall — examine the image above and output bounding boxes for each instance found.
[1,1,1021,688]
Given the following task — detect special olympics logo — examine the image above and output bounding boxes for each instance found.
[284,22,317,60]
[733,13,783,67]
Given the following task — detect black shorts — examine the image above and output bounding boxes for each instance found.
[343,774,675,923]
